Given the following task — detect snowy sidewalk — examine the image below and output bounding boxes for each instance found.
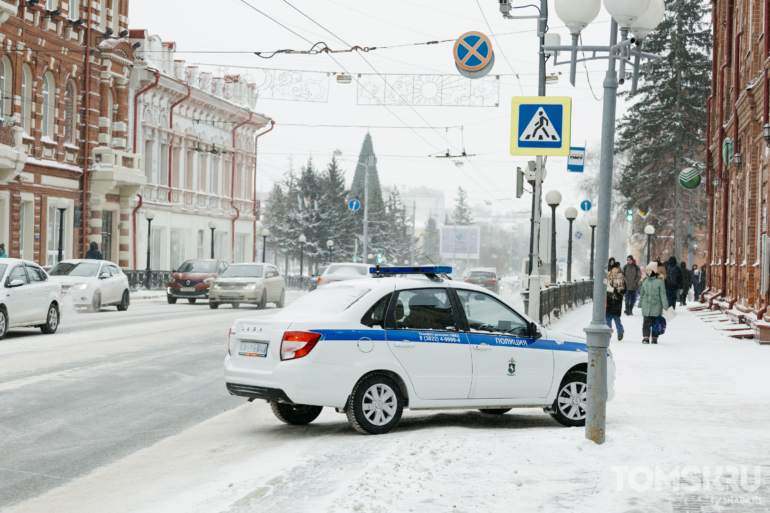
[6,304,769,513]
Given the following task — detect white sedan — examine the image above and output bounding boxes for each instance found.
[48,260,130,312]
[224,266,615,435]
[0,258,62,339]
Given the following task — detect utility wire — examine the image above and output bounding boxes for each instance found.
[475,0,524,95]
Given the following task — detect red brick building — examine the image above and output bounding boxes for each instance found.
[706,0,770,320]
[0,0,141,266]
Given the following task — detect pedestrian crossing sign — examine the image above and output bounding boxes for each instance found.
[510,96,572,156]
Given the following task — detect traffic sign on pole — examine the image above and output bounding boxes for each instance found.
[510,96,572,156]
[348,199,361,211]
[580,200,592,212]
[575,231,583,240]
[454,32,495,79]
[567,147,586,172]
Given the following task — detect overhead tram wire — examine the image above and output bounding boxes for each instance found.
[276,0,509,200]
[475,0,524,95]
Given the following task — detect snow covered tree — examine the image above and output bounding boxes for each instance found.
[378,188,412,264]
[452,186,474,225]
[318,157,355,262]
[422,216,441,264]
[615,0,711,259]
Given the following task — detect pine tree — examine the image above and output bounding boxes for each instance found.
[295,158,325,265]
[422,216,441,264]
[452,186,474,225]
[615,0,711,259]
[318,156,355,262]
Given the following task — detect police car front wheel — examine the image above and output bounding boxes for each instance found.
[270,401,323,425]
[347,374,404,435]
[550,370,588,427]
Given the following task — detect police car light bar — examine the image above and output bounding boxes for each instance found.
[369,266,452,275]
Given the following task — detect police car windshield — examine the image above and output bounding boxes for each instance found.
[220,265,263,278]
[49,262,100,277]
[284,284,371,314]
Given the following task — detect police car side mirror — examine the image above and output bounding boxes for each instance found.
[529,322,542,339]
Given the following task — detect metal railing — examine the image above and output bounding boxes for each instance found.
[522,280,594,326]
[125,270,172,291]
[285,275,312,290]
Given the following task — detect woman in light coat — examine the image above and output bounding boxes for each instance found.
[637,261,669,344]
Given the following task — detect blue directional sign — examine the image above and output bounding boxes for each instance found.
[580,200,592,212]
[510,96,572,156]
[348,199,361,211]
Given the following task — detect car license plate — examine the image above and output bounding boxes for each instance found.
[238,342,268,357]
[222,291,240,297]
[181,287,195,292]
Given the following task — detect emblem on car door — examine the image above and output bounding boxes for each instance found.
[507,358,516,376]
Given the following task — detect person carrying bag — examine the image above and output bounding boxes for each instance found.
[638,261,672,344]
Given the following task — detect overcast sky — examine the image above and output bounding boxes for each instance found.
[129,0,634,219]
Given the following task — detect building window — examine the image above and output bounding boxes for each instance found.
[64,81,76,144]
[235,234,248,263]
[100,0,108,32]
[70,0,79,19]
[42,73,55,139]
[112,0,120,35]
[144,140,154,183]
[170,229,186,271]
[197,230,204,259]
[172,146,181,188]
[19,200,25,255]
[151,227,162,270]
[47,204,65,265]
[160,143,169,186]
[199,153,207,192]
[0,57,11,123]
[21,65,32,133]
[211,156,220,195]
[185,150,194,190]
[47,0,56,9]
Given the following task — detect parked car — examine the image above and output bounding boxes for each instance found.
[311,263,371,291]
[49,259,130,312]
[464,268,500,294]
[167,259,229,304]
[0,258,62,339]
[209,263,285,309]
[307,265,329,292]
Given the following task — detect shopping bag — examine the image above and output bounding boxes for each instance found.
[652,316,667,335]
[662,308,677,322]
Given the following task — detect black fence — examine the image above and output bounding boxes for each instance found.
[522,280,594,326]
[285,275,312,291]
[125,270,172,291]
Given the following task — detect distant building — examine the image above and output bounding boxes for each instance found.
[402,186,445,229]
[129,31,273,270]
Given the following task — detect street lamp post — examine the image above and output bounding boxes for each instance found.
[298,234,306,277]
[588,215,597,280]
[547,0,665,445]
[327,240,334,262]
[644,224,655,264]
[546,191,562,284]
[565,207,578,281]
[260,228,269,263]
[208,221,217,259]
[55,198,68,263]
[145,210,155,289]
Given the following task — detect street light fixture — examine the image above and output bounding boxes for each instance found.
[545,190,562,284]
[734,152,742,168]
[764,124,770,145]
[644,224,655,265]
[588,215,598,280]
[298,234,306,277]
[55,198,68,263]
[565,207,578,281]
[327,239,334,262]
[145,210,155,289]
[208,221,217,259]
[260,228,269,263]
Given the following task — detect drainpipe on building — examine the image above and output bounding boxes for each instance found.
[168,84,192,201]
[252,120,275,262]
[80,0,93,257]
[231,112,253,261]
[731,19,744,307]
[131,69,160,269]
[705,3,716,291]
[132,194,143,270]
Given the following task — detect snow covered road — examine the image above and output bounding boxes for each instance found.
[4,302,769,512]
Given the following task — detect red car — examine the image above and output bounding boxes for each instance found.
[167,259,229,304]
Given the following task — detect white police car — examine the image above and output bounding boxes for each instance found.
[224,266,615,435]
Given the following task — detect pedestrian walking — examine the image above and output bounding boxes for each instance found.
[606,262,626,340]
[605,257,616,274]
[663,256,682,310]
[679,261,691,306]
[85,241,103,260]
[698,265,707,299]
[691,265,701,300]
[0,243,7,258]
[638,261,670,344]
[622,255,642,315]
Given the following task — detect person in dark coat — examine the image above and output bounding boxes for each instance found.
[85,241,103,260]
[691,264,701,300]
[663,256,682,309]
[679,261,691,306]
[699,265,707,300]
[605,262,626,340]
[622,255,642,315]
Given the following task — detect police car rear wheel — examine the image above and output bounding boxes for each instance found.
[347,375,403,435]
[270,401,323,425]
[551,370,588,427]
[479,408,512,415]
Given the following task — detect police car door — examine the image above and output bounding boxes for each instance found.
[385,287,471,400]
[454,289,554,399]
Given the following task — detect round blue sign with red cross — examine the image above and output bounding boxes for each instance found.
[454,32,493,72]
